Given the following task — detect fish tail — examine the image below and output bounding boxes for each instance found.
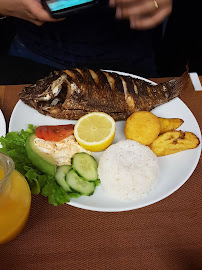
[154,68,190,100]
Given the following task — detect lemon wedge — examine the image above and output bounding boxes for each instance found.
[74,112,116,152]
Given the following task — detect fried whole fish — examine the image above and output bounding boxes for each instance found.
[19,68,189,121]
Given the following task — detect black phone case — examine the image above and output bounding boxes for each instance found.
[41,0,99,19]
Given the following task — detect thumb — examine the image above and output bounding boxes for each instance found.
[29,0,63,22]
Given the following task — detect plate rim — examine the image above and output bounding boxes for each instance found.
[0,109,6,138]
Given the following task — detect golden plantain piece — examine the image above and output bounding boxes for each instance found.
[158,117,184,134]
[149,130,200,156]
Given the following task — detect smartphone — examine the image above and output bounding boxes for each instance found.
[41,0,100,18]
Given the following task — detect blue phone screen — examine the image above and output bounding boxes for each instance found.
[46,0,94,12]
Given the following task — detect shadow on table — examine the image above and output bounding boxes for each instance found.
[168,248,202,270]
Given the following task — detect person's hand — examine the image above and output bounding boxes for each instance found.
[0,0,63,26]
[109,0,172,30]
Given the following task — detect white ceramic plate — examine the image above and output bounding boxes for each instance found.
[0,109,6,138]
[9,72,202,212]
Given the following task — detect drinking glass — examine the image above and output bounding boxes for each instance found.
[0,152,31,244]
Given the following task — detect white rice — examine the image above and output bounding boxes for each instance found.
[98,140,159,201]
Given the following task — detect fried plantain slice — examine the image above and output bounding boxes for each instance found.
[149,130,200,156]
[158,117,184,134]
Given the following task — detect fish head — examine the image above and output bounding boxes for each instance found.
[19,71,68,104]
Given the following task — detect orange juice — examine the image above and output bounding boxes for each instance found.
[0,153,31,244]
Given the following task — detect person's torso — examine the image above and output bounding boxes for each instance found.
[13,1,162,76]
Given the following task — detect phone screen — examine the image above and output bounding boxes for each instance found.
[46,0,94,12]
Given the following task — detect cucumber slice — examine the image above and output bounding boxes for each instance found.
[66,169,95,196]
[71,152,98,181]
[55,165,72,192]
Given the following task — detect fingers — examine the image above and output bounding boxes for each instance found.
[23,0,66,26]
[115,1,158,19]
[0,0,64,25]
[130,7,172,29]
[26,0,65,23]
[26,16,44,26]
[109,0,140,7]
[110,0,172,30]
[31,18,65,26]
[29,20,44,26]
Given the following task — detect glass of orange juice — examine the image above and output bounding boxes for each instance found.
[0,152,31,244]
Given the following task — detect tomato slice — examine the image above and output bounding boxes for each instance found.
[35,125,75,142]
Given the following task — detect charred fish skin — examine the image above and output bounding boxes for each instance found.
[19,68,190,121]
[63,68,126,113]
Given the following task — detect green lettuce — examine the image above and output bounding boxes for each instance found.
[0,125,75,206]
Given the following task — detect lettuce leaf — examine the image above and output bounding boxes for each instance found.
[0,125,73,206]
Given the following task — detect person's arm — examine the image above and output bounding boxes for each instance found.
[109,0,172,30]
[0,0,63,25]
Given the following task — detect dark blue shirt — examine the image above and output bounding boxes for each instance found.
[13,2,161,77]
